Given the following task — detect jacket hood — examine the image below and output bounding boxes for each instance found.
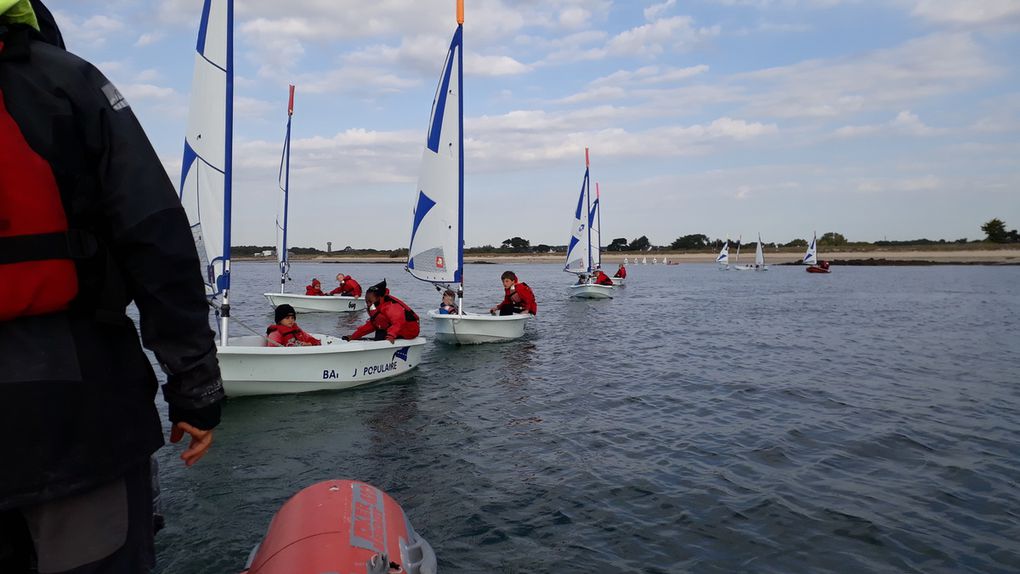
[29,0,62,48]
[1,0,63,49]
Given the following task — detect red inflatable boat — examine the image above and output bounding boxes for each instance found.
[241,480,436,574]
[807,260,831,273]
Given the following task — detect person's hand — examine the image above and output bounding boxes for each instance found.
[489,308,497,315]
[386,336,396,344]
[341,335,351,341]
[170,422,213,467]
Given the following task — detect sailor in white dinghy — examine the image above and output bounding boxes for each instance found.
[489,271,538,316]
[343,281,421,344]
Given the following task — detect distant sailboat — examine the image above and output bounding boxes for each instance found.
[406,0,531,344]
[716,239,730,269]
[805,231,831,273]
[803,232,817,265]
[754,233,768,271]
[731,235,753,271]
[565,149,614,299]
[263,86,365,313]
[180,0,423,396]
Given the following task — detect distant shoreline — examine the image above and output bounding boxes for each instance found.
[235,246,1020,265]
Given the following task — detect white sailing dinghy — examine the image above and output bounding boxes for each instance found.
[731,235,754,270]
[754,233,769,271]
[566,149,614,299]
[716,239,730,269]
[179,0,423,396]
[262,86,365,314]
[406,0,531,345]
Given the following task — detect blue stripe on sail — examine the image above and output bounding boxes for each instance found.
[574,173,586,219]
[567,236,580,259]
[427,27,462,154]
[589,197,599,227]
[410,191,437,245]
[196,0,212,53]
[180,141,198,198]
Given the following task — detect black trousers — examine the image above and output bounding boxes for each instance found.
[0,461,155,573]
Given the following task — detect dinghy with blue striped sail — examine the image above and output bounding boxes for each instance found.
[262,87,364,313]
[717,239,730,269]
[566,149,614,299]
[803,232,818,265]
[179,0,423,396]
[406,0,530,345]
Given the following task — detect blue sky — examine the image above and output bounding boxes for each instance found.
[53,0,1020,249]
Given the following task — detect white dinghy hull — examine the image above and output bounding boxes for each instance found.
[569,284,615,299]
[428,309,530,345]
[218,335,426,396]
[263,293,366,313]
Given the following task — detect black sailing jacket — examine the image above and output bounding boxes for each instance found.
[0,3,224,509]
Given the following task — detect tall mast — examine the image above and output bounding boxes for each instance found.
[220,0,234,346]
[279,84,294,293]
[585,147,592,274]
[595,181,603,269]
[456,0,465,314]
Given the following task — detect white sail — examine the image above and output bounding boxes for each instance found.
[275,85,294,288]
[717,240,730,265]
[755,234,765,267]
[589,185,601,270]
[564,159,590,274]
[803,232,818,265]
[407,25,463,285]
[180,0,232,297]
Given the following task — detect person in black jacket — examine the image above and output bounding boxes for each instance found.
[0,2,225,572]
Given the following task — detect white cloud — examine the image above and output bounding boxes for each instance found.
[590,65,710,87]
[910,0,1020,26]
[559,6,593,29]
[235,97,275,120]
[710,0,851,7]
[134,32,164,47]
[834,110,942,138]
[53,11,125,49]
[645,0,678,21]
[120,83,177,101]
[856,175,941,193]
[606,16,721,57]
[738,33,1000,119]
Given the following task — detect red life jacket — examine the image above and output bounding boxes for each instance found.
[499,281,537,315]
[329,277,362,297]
[595,271,614,285]
[266,323,321,346]
[0,87,81,321]
[351,294,419,341]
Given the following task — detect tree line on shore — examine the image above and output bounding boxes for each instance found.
[233,219,1018,257]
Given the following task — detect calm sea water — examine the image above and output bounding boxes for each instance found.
[151,261,1020,573]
